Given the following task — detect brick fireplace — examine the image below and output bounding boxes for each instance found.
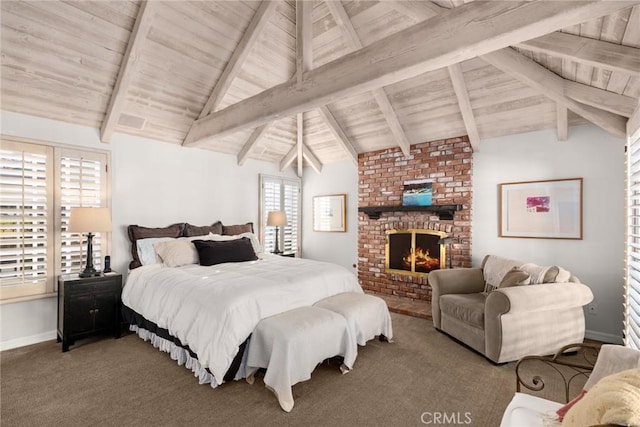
[358,136,473,306]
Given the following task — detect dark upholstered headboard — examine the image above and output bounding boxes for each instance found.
[127,221,253,269]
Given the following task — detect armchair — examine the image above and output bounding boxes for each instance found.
[429,255,594,363]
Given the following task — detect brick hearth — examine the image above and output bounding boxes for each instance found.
[358,136,473,309]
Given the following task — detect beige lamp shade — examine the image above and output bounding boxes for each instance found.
[267,211,287,227]
[68,207,112,233]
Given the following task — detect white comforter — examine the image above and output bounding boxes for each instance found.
[122,255,363,383]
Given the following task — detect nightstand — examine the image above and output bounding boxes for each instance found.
[278,252,296,257]
[57,272,123,352]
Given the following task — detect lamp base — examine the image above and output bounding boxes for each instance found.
[271,249,283,255]
[79,267,101,278]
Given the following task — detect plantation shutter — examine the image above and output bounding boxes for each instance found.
[0,141,54,299]
[58,149,108,275]
[626,121,640,350]
[261,179,281,253]
[282,181,299,253]
[260,175,301,255]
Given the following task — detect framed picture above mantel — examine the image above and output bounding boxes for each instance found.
[499,178,583,239]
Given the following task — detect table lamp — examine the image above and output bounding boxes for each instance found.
[68,207,112,277]
[267,211,288,255]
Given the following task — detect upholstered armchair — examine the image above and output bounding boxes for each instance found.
[429,255,594,364]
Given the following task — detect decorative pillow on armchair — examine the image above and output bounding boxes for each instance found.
[520,263,560,284]
[482,255,527,292]
[484,266,530,293]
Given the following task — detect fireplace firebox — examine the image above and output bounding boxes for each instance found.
[385,229,447,277]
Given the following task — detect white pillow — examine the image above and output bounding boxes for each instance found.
[137,237,175,265]
[154,239,199,267]
[520,263,559,284]
[208,231,263,254]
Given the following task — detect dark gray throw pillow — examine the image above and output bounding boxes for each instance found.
[193,238,258,266]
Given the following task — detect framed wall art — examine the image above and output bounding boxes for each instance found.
[313,194,346,232]
[499,178,583,239]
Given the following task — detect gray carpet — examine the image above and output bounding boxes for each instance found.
[1,313,517,426]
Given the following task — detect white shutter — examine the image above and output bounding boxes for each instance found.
[0,141,54,299]
[283,181,299,253]
[626,122,640,350]
[260,175,301,254]
[58,150,108,275]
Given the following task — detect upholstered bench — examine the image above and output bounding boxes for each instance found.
[245,306,357,412]
[314,292,393,345]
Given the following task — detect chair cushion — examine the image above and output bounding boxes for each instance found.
[439,293,486,329]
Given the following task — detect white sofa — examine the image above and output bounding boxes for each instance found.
[501,344,640,427]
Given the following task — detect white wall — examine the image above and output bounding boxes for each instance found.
[1,112,627,347]
[0,111,294,350]
[473,124,625,343]
[302,161,359,275]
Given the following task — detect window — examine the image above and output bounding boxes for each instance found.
[0,138,109,302]
[259,174,300,255]
[626,120,640,350]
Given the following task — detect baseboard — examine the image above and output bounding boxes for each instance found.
[0,330,57,352]
[585,329,624,345]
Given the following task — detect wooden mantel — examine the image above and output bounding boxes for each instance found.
[358,204,462,221]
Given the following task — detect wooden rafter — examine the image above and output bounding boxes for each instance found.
[280,145,297,171]
[297,113,303,177]
[447,63,480,151]
[326,0,411,156]
[196,0,278,119]
[237,123,270,166]
[557,103,568,141]
[393,0,444,21]
[100,0,156,143]
[517,31,640,77]
[184,0,636,146]
[318,106,358,167]
[296,0,312,86]
[302,145,322,174]
[483,48,627,138]
[564,81,637,118]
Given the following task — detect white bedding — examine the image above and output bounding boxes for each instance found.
[122,255,363,384]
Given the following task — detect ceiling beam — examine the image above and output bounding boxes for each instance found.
[237,123,270,166]
[196,0,278,119]
[483,48,627,138]
[296,0,312,86]
[302,145,322,174]
[517,31,640,77]
[184,0,636,146]
[392,1,445,22]
[557,103,568,141]
[318,106,358,167]
[326,0,410,156]
[100,0,156,143]
[297,113,303,177]
[563,80,637,118]
[447,63,480,151]
[280,145,297,172]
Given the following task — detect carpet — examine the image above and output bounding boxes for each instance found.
[1,313,517,426]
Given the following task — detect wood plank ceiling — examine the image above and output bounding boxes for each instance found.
[2,1,639,173]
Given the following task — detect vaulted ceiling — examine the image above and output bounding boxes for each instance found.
[2,1,639,174]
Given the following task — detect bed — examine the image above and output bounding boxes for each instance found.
[121,222,364,388]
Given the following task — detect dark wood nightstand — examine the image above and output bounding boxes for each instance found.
[278,252,296,257]
[57,272,123,352]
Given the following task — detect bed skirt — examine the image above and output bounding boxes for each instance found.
[121,305,248,387]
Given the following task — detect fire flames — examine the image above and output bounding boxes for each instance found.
[403,247,440,271]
